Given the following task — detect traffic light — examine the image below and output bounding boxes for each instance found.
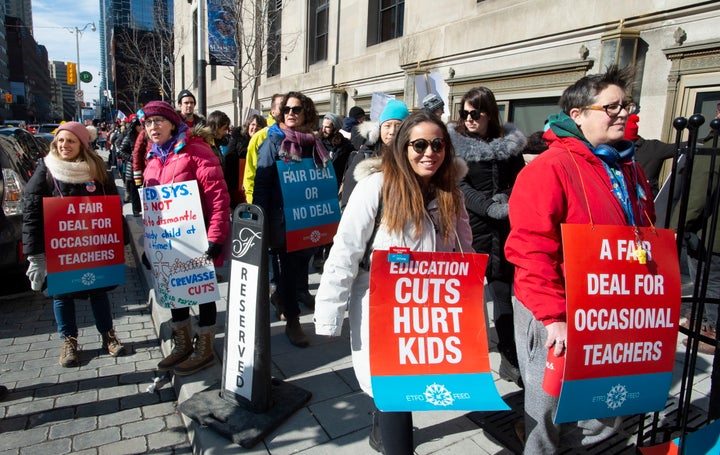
[66,62,77,85]
[159,86,164,97]
[4,93,11,104]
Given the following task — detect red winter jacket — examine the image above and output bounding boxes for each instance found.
[505,130,655,324]
[142,129,230,253]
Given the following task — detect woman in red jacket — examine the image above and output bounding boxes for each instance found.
[139,101,230,376]
[505,65,654,452]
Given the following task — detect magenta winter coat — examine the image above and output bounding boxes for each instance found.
[142,131,230,259]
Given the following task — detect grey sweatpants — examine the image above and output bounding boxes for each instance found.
[513,297,623,453]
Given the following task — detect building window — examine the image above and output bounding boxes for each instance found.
[367,0,404,46]
[308,0,328,65]
[267,0,282,77]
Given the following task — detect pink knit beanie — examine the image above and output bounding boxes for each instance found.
[55,122,91,150]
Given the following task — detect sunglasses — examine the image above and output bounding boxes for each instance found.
[459,109,484,121]
[282,106,304,115]
[409,138,444,154]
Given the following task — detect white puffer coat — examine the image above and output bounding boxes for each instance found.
[313,157,474,396]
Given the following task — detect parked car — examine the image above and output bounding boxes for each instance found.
[0,127,47,168]
[33,133,54,149]
[0,134,39,272]
[3,120,26,129]
[37,123,60,134]
[26,124,39,134]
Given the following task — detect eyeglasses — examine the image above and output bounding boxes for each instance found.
[459,109,484,121]
[583,102,638,117]
[143,117,168,127]
[409,138,445,154]
[282,106,303,115]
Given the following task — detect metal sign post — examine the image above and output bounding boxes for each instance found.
[179,204,312,448]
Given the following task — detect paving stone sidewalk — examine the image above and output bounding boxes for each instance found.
[0,245,191,455]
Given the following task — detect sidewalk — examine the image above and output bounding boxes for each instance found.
[123,191,715,454]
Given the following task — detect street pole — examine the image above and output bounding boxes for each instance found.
[75,28,81,122]
[71,23,96,122]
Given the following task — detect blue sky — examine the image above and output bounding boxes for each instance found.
[32,0,102,101]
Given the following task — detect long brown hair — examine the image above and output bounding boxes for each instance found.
[381,111,462,241]
[49,137,109,185]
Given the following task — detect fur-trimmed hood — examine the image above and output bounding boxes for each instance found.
[449,123,526,163]
[357,121,380,146]
[353,155,469,182]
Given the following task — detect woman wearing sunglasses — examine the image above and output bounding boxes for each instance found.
[315,111,474,454]
[254,91,332,347]
[449,87,527,387]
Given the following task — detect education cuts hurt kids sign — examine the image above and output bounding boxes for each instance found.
[43,195,125,295]
[276,158,340,252]
[368,249,509,412]
[141,180,220,308]
[555,224,681,423]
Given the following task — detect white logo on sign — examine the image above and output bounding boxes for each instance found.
[424,383,454,407]
[81,272,96,286]
[605,384,628,409]
[232,228,261,258]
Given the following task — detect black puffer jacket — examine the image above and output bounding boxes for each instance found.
[450,123,526,281]
[22,159,119,256]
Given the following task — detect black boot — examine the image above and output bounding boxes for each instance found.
[369,410,383,452]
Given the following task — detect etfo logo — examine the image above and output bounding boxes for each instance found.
[405,383,472,407]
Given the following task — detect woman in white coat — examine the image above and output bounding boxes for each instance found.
[314,111,474,454]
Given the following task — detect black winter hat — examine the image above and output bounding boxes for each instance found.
[348,106,366,120]
[177,89,196,105]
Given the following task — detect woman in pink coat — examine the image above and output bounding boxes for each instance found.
[139,100,230,376]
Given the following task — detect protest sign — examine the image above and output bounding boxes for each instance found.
[142,180,219,308]
[276,158,340,252]
[43,195,125,295]
[555,224,681,423]
[369,249,509,412]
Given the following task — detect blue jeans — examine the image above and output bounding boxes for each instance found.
[53,290,114,338]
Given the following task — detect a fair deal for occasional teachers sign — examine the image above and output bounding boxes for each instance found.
[369,249,509,412]
[43,195,125,295]
[555,224,681,424]
[141,180,220,308]
[276,158,340,252]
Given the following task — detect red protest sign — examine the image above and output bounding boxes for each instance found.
[555,224,681,423]
[42,195,125,294]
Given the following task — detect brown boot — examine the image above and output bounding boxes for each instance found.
[157,319,193,371]
[174,325,217,376]
[59,336,79,367]
[285,318,309,347]
[102,329,126,357]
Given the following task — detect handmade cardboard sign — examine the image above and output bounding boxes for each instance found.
[555,224,681,423]
[141,180,219,308]
[276,158,340,252]
[43,195,125,294]
[369,249,509,411]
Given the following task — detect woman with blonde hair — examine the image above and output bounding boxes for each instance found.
[314,111,474,454]
[23,122,125,367]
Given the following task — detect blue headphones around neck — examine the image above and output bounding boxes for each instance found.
[592,140,635,166]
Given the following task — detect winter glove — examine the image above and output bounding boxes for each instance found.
[205,242,223,260]
[133,170,143,188]
[491,193,510,205]
[486,202,509,220]
[26,254,47,291]
[141,252,152,270]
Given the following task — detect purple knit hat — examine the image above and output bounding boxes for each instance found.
[138,101,184,129]
[56,122,91,150]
